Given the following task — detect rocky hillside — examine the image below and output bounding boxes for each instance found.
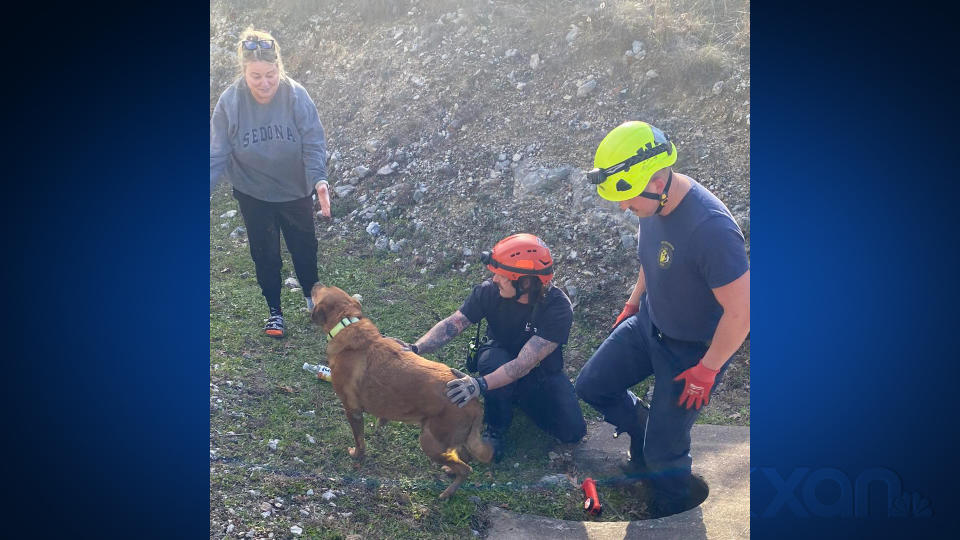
[210,0,750,340]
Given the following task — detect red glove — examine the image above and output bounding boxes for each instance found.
[673,362,720,410]
[612,302,639,329]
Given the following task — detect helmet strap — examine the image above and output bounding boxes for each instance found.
[511,276,542,303]
[637,169,673,214]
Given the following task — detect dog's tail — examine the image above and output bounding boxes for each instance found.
[465,407,494,463]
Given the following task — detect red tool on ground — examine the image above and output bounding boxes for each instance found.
[582,477,603,516]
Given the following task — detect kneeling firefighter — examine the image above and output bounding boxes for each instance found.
[394,233,586,462]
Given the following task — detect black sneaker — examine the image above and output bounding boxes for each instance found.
[482,428,506,463]
[264,307,285,338]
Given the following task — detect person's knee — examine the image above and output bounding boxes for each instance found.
[574,373,597,404]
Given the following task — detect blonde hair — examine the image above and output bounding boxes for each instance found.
[236,27,287,82]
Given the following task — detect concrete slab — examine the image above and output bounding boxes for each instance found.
[485,421,750,539]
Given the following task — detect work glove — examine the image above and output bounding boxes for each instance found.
[673,362,720,410]
[612,302,639,329]
[446,368,487,408]
[315,181,331,218]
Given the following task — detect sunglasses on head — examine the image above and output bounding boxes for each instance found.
[242,39,275,50]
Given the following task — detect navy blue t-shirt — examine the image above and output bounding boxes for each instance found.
[459,281,573,372]
[637,179,749,343]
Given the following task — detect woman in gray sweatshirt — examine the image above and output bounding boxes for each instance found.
[210,27,331,338]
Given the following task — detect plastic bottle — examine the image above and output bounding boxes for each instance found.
[302,362,333,382]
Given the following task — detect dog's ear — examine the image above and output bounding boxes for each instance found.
[310,285,326,327]
[310,303,325,327]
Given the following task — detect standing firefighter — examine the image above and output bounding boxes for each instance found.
[575,121,750,514]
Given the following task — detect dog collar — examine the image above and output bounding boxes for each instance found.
[327,317,360,340]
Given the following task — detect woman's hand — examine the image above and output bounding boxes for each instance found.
[315,182,331,218]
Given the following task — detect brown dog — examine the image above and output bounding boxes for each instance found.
[310,284,493,499]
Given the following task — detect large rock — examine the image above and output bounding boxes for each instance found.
[515,165,573,197]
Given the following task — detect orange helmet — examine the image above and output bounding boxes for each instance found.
[480,233,554,285]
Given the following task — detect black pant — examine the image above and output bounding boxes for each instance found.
[233,188,318,310]
[478,346,586,443]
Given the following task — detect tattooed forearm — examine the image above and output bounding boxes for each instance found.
[415,311,472,354]
[502,336,558,381]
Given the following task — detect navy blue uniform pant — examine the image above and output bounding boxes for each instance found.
[478,346,586,444]
[234,188,319,311]
[575,307,727,497]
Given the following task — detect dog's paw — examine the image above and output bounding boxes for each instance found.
[348,446,365,461]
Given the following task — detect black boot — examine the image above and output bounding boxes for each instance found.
[649,473,709,517]
[482,428,506,463]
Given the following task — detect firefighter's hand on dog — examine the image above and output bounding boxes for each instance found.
[446,369,486,408]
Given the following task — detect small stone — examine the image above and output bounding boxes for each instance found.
[568,250,577,260]
[306,435,316,444]
[364,140,380,153]
[284,277,300,289]
[463,248,473,257]
[529,54,540,69]
[504,48,518,57]
[307,489,314,495]
[220,210,237,219]
[512,153,521,162]
[366,222,381,236]
[538,474,567,486]
[377,162,398,175]
[645,69,659,79]
[353,165,371,178]
[712,80,724,95]
[577,78,597,97]
[565,25,579,43]
[268,439,279,451]
[333,185,355,198]
[375,236,389,251]
[229,226,246,239]
[226,524,235,534]
[352,294,363,303]
[290,525,303,536]
[322,490,337,501]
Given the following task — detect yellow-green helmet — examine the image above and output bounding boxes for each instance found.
[589,121,677,202]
